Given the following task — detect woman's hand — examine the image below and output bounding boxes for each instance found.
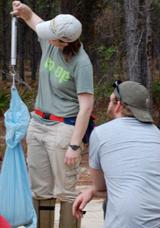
[12,1,33,21]
[11,1,43,31]
[64,146,81,166]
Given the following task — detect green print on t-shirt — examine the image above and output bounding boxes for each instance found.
[44,57,70,83]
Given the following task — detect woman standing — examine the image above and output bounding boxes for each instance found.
[12,1,94,228]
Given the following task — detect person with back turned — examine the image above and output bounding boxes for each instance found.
[73,80,160,228]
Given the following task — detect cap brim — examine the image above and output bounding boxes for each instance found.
[36,21,58,40]
[128,105,153,123]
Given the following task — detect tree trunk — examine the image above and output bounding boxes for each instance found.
[124,0,153,103]
[18,20,26,81]
[30,32,37,80]
[30,0,37,80]
[145,0,153,102]
[60,0,104,46]
[1,0,9,80]
[42,0,55,19]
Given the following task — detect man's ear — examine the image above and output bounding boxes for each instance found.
[114,100,121,113]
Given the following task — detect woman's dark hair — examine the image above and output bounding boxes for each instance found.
[62,39,81,60]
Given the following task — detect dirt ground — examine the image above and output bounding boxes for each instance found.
[78,152,92,186]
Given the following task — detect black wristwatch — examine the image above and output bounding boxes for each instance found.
[69,144,80,151]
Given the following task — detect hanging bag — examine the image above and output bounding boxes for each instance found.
[0,88,36,227]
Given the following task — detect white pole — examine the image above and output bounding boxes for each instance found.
[11,16,17,66]
[11,16,17,88]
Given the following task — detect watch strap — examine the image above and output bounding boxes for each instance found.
[69,144,80,151]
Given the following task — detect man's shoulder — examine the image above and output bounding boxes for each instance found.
[94,117,160,138]
[92,119,119,139]
[93,118,134,138]
[96,118,123,130]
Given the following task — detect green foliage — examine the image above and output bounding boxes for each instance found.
[35,0,59,19]
[95,80,113,100]
[0,91,10,115]
[97,46,117,61]
[97,45,117,75]
[16,85,37,111]
[94,81,114,125]
[152,81,160,102]
[0,82,37,116]
[152,0,160,50]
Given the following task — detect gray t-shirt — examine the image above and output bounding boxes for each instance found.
[89,117,160,228]
[34,39,93,123]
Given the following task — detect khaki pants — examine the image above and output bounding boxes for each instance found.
[26,118,81,202]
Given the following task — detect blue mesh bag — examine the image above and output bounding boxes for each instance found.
[0,88,36,227]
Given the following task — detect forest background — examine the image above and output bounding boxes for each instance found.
[0,0,160,158]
